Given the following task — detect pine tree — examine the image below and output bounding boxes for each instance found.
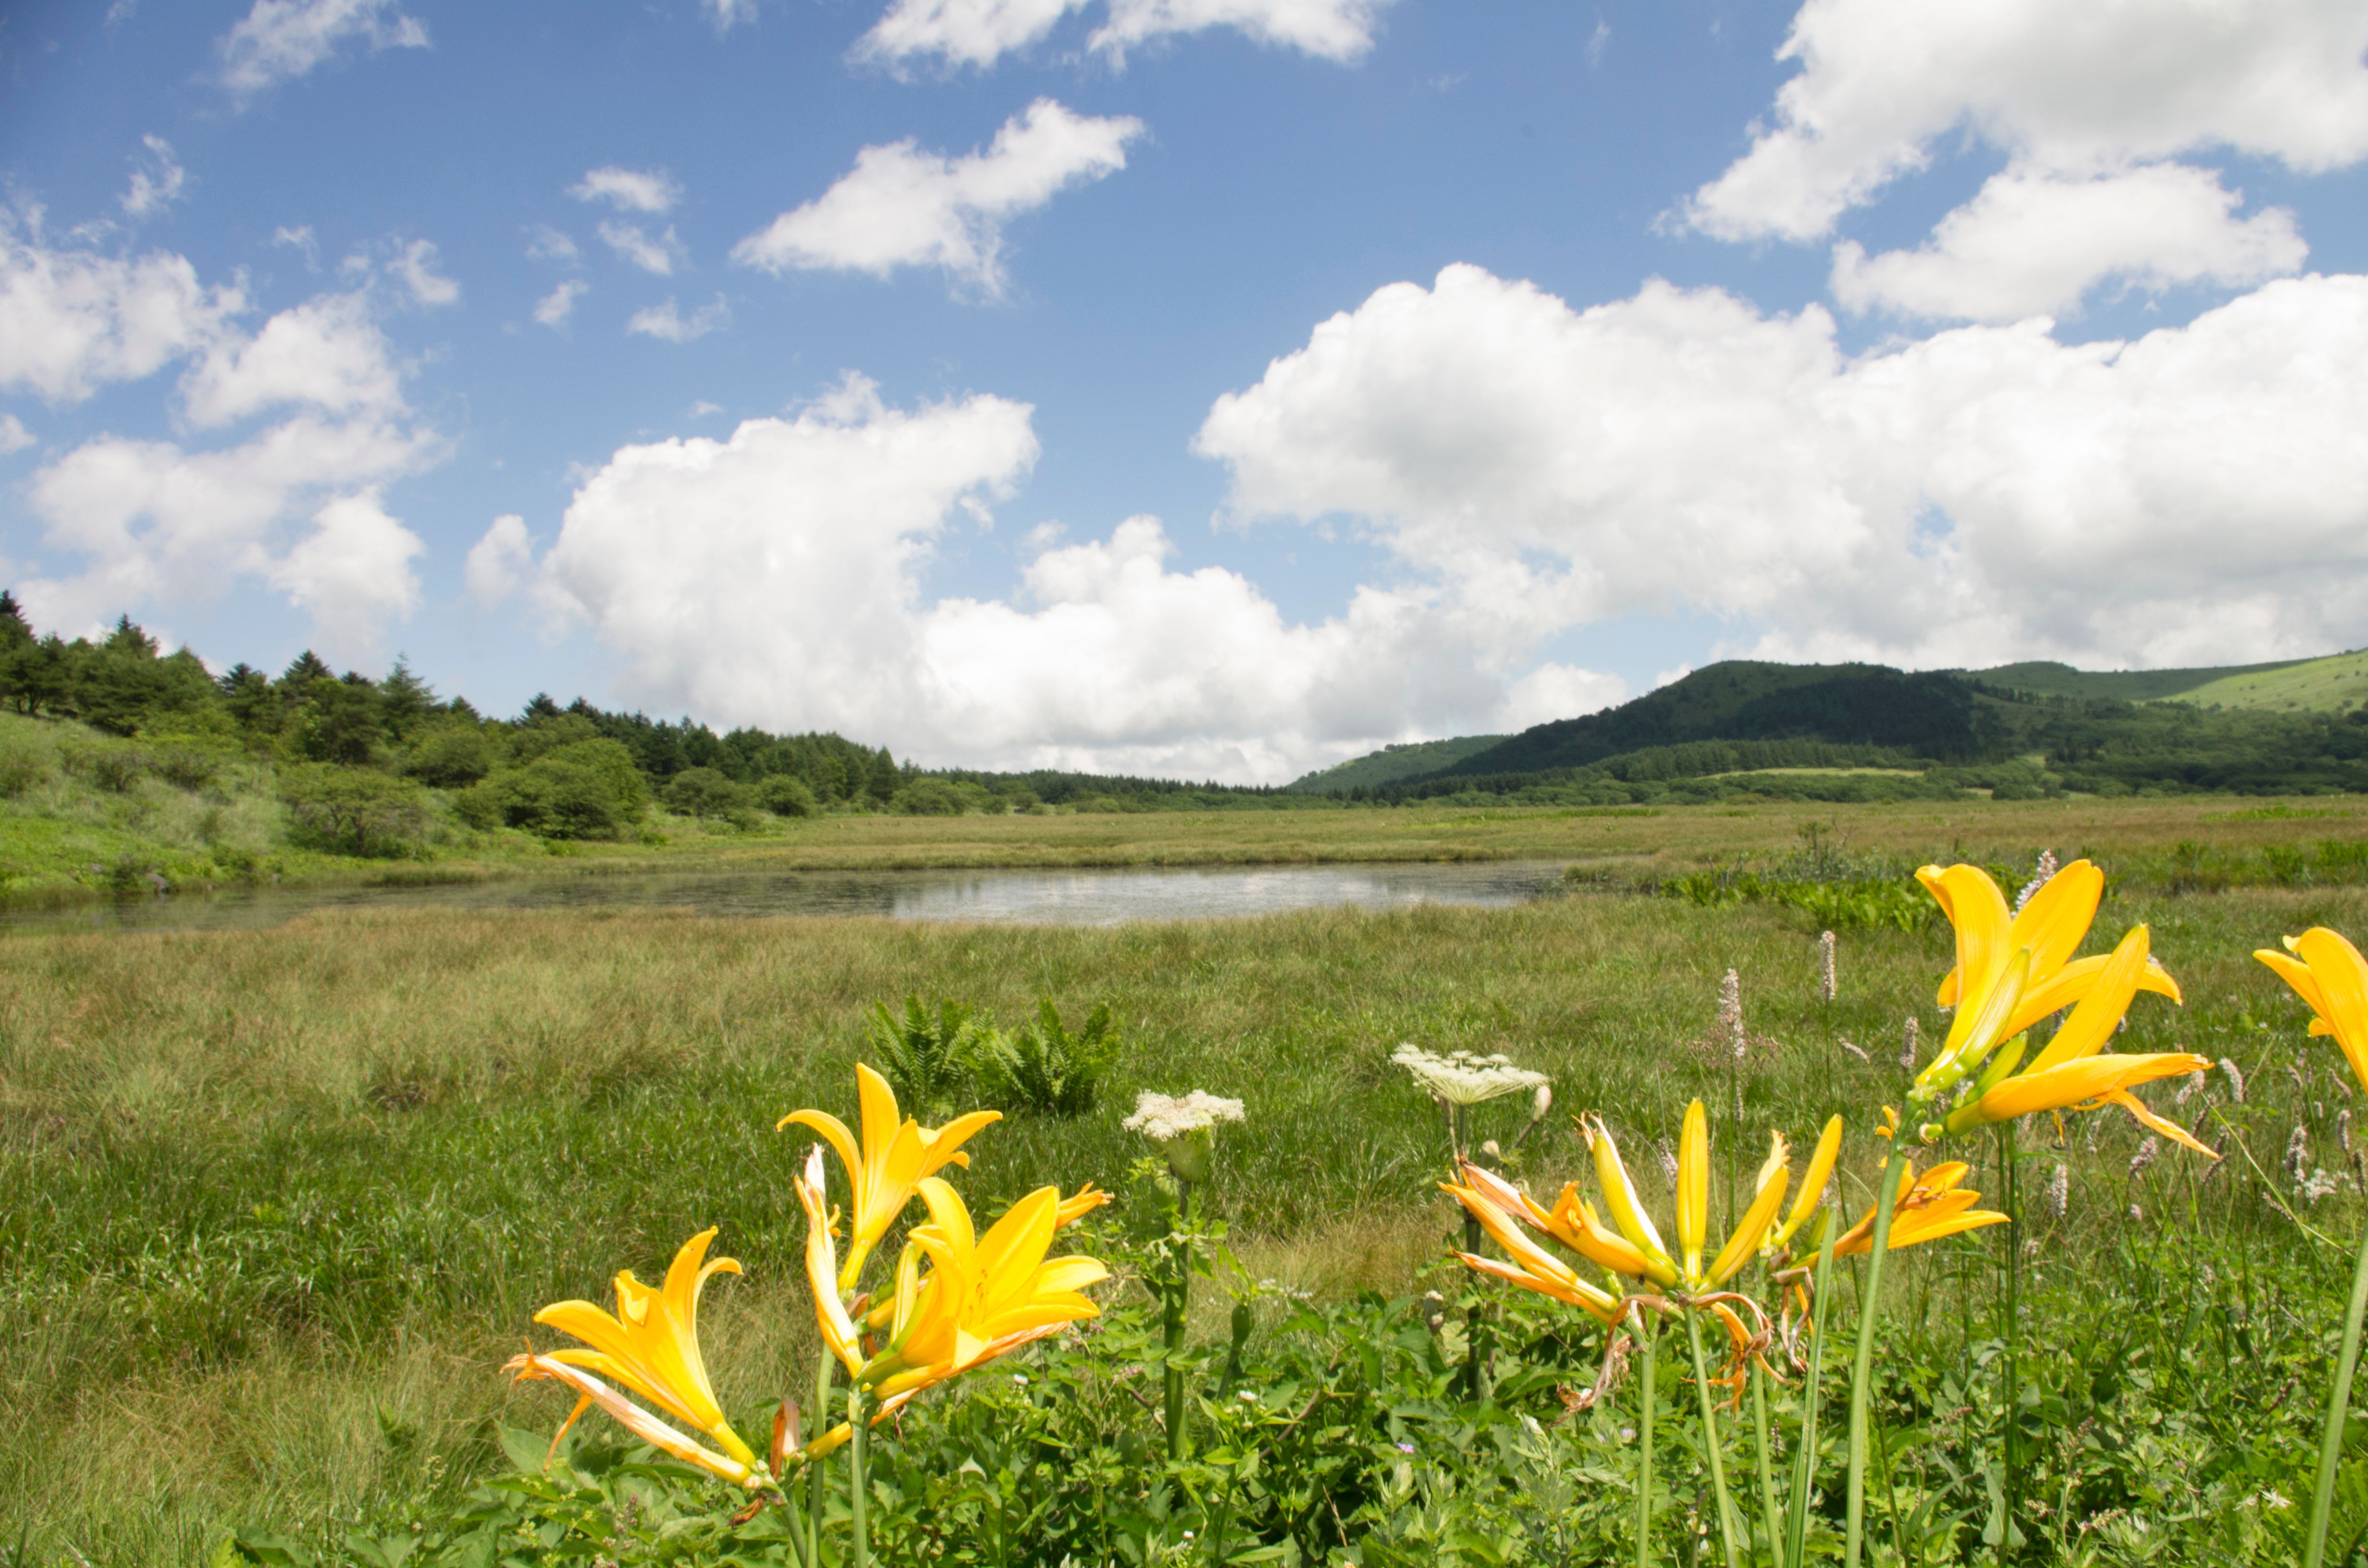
[0,590,32,648]
[379,656,435,739]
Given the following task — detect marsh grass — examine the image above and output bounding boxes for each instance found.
[4,820,2368,1560]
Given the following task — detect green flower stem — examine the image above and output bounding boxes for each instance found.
[1636,1314,1660,1568]
[1165,1176,1194,1462]
[1786,1219,1842,1568]
[848,1384,870,1568]
[807,1348,831,1568]
[2306,1208,2368,1568]
[1998,1117,2023,1567]
[1685,1307,1743,1568]
[1750,1360,1783,1567]
[1846,1141,1911,1568]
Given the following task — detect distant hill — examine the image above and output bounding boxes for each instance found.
[1969,658,2316,703]
[1291,650,2368,803]
[1432,662,1992,778]
[1284,735,1506,794]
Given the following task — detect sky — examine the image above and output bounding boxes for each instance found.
[3,0,2368,784]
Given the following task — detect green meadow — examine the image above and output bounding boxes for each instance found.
[6,798,2368,1564]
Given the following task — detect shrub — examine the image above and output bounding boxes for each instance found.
[973,998,1122,1117]
[402,723,494,788]
[891,777,970,816]
[277,764,431,857]
[87,748,148,793]
[662,766,752,822]
[757,774,817,817]
[0,747,43,799]
[150,747,219,791]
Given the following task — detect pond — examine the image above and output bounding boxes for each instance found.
[0,858,1576,935]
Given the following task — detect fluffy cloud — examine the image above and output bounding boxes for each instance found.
[465,514,534,608]
[267,490,423,633]
[0,414,33,455]
[218,0,429,98]
[732,99,1142,294]
[532,378,1579,780]
[120,136,187,221]
[0,214,244,404]
[391,239,459,306]
[177,291,404,428]
[1684,0,2368,244]
[852,0,1390,71]
[598,221,680,276]
[533,278,588,328]
[626,294,730,343]
[1830,165,2306,322]
[569,167,681,215]
[10,227,437,657]
[1196,262,2368,673]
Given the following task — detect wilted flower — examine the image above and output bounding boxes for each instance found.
[1392,1044,1549,1105]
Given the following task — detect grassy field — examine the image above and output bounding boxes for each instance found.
[6,800,2368,1563]
[2183,649,2368,713]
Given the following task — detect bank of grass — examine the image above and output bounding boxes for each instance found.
[6,838,2368,1561]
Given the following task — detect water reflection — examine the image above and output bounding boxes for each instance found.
[1,859,1572,936]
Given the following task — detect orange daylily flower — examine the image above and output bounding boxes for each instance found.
[778,1063,1001,1290]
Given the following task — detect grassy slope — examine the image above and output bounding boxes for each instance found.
[1283,734,1507,793]
[1969,657,2311,700]
[5,796,2368,1559]
[2176,647,2368,711]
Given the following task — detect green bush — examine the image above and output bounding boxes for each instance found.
[756,774,817,817]
[891,777,972,816]
[661,766,752,822]
[400,722,494,788]
[0,747,44,798]
[277,764,431,858]
[972,998,1122,1117]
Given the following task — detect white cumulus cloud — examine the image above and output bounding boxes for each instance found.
[267,490,424,639]
[626,295,730,343]
[177,291,405,428]
[569,167,681,215]
[1683,0,2368,243]
[1830,164,2307,322]
[391,238,459,306]
[0,414,34,455]
[852,0,1390,71]
[731,99,1142,294]
[531,377,1618,781]
[598,222,680,276]
[0,213,245,405]
[1196,262,2368,675]
[120,136,188,220]
[465,514,535,608]
[533,278,589,328]
[218,0,429,98]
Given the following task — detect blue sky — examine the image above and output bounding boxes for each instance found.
[5,0,2368,781]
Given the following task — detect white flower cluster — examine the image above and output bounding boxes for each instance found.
[1391,1043,1549,1106]
[1122,1090,1246,1142]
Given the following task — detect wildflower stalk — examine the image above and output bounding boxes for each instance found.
[1998,1117,2023,1566]
[1750,1361,1782,1565]
[1635,1314,1659,1568]
[2306,1213,2368,1568]
[807,1350,831,1568]
[1684,1306,1743,1567]
[847,1384,870,1568]
[1786,1217,1841,1568]
[1845,1141,1910,1568]
[1165,1176,1195,1461]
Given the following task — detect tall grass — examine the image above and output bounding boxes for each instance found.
[3,866,2367,1560]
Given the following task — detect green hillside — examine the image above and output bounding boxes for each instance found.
[2176,649,2368,712]
[1435,662,1991,777]
[1284,734,1505,794]
[1969,658,2314,702]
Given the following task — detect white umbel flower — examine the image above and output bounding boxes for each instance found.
[1124,1090,1246,1141]
[1391,1044,1548,1106]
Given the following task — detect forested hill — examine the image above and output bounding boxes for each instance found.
[1432,663,1994,778]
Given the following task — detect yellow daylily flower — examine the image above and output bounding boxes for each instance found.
[1912,863,2199,1148]
[795,1145,865,1377]
[1834,1161,2006,1256]
[1579,1102,1806,1294]
[506,1228,759,1482]
[778,1063,1002,1290]
[1927,923,2214,1151]
[1765,1115,1844,1257]
[858,1177,1108,1401]
[1441,1162,1621,1324]
[2257,927,2368,1092]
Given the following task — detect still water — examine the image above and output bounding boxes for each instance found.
[0,858,1573,935]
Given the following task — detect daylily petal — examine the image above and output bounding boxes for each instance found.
[2103,1087,2218,1156]
[1707,1138,1791,1286]
[2024,925,2153,1074]
[1772,1116,1843,1253]
[1676,1100,1710,1277]
[1951,1051,2212,1132]
[2003,953,2180,1039]
[505,1354,755,1486]
[1583,1115,1674,1271]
